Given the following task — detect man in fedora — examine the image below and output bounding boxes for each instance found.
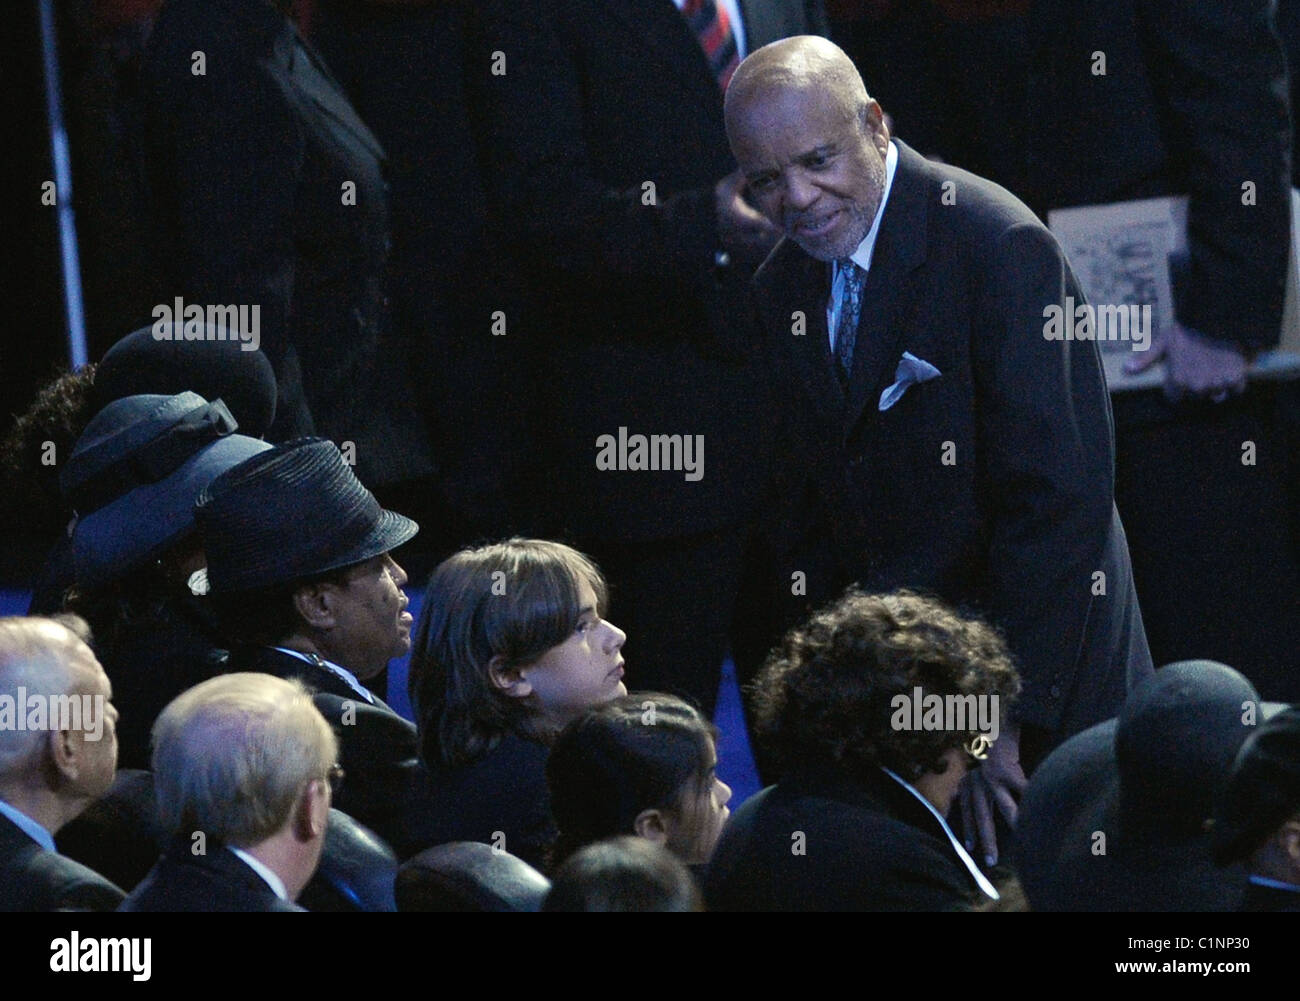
[1017,660,1276,911]
[60,391,272,769]
[1212,706,1300,912]
[194,437,432,857]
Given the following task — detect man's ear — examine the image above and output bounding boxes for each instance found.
[47,724,81,784]
[294,778,331,842]
[292,582,336,632]
[864,99,889,149]
[633,808,670,846]
[487,654,532,700]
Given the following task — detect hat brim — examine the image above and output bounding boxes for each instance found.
[298,507,420,582]
[74,434,273,590]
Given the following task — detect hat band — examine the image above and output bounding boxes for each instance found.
[73,400,239,515]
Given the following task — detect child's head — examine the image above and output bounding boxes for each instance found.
[409,538,627,768]
[546,693,732,868]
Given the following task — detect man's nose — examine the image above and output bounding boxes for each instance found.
[783,170,819,210]
[387,554,408,587]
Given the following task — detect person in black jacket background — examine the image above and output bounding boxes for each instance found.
[459,0,829,716]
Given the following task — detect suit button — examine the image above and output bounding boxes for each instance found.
[1050,685,1062,698]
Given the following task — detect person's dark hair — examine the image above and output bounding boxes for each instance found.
[542,836,703,912]
[408,538,608,769]
[751,588,1020,783]
[64,533,201,656]
[207,562,364,648]
[546,693,716,869]
[0,365,98,533]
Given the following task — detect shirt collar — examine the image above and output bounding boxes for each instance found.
[880,765,999,901]
[834,139,899,281]
[229,846,289,900]
[273,646,375,704]
[0,799,56,852]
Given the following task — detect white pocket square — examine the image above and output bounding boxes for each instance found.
[878,352,942,411]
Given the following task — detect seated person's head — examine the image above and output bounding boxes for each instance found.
[195,438,419,679]
[547,693,731,867]
[752,589,1020,814]
[409,538,627,768]
[542,836,703,912]
[0,615,118,833]
[1214,706,1300,887]
[150,672,339,900]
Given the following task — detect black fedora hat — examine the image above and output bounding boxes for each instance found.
[63,392,272,590]
[194,437,419,594]
[1212,705,1300,864]
[1017,660,1282,912]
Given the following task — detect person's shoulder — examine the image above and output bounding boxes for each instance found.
[120,848,295,913]
[896,144,1045,239]
[16,848,126,912]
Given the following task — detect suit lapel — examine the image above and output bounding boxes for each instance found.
[842,142,931,442]
[284,27,387,164]
[765,242,845,428]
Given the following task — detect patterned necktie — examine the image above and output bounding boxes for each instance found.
[835,259,866,384]
[681,0,741,91]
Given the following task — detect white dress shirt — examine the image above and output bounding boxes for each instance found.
[273,646,375,704]
[229,847,289,900]
[827,140,900,352]
[0,799,55,851]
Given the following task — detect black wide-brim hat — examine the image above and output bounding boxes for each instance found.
[65,392,272,590]
[195,437,419,594]
[1017,661,1283,912]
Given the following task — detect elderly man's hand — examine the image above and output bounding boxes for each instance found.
[958,722,1025,869]
[1123,321,1249,403]
[715,170,781,265]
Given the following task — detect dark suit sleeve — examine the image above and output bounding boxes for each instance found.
[30,854,127,912]
[972,222,1117,731]
[462,0,722,285]
[146,41,302,378]
[1142,0,1291,349]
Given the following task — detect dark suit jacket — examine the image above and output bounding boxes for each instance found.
[1022,0,1291,350]
[119,841,303,912]
[462,0,826,542]
[0,812,125,912]
[138,0,431,485]
[227,646,437,859]
[705,764,978,911]
[754,142,1153,736]
[421,733,555,872]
